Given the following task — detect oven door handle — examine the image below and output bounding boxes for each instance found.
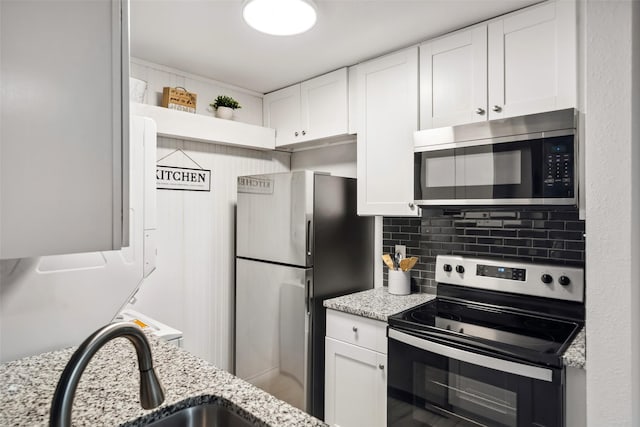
[389,329,553,382]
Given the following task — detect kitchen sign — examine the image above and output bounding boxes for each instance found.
[157,166,211,192]
[237,175,274,194]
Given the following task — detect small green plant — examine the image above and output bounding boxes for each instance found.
[210,95,241,110]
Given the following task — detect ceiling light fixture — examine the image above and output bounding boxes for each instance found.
[242,0,317,36]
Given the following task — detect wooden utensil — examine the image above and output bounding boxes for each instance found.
[382,254,396,270]
[400,257,418,272]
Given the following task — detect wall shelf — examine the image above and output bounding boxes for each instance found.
[132,103,276,150]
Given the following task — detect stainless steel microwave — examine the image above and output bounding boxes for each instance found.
[414,109,578,206]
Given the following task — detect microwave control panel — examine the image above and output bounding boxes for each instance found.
[543,136,574,197]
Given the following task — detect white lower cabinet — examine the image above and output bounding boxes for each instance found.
[325,310,387,427]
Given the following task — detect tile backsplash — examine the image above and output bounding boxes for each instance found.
[383,209,585,293]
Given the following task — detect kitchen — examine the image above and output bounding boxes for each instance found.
[0,0,638,426]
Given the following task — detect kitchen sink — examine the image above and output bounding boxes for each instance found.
[145,402,256,427]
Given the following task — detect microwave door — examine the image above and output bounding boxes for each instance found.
[418,148,457,201]
[456,143,534,202]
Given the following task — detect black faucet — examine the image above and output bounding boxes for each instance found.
[49,322,165,427]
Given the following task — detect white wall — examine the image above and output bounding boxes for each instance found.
[129,137,290,369]
[585,0,640,425]
[290,140,357,178]
[130,58,264,126]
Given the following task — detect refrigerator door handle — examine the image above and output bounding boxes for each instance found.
[306,220,312,256]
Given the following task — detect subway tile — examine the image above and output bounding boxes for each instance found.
[453,236,477,244]
[565,241,585,251]
[518,247,549,257]
[502,220,533,228]
[400,225,420,234]
[550,250,583,261]
[549,211,580,221]
[518,229,548,239]
[503,238,532,247]
[565,221,586,232]
[517,211,548,220]
[465,228,491,236]
[441,242,465,251]
[491,229,518,237]
[548,231,584,241]
[465,244,491,253]
[490,246,518,255]
[478,237,504,245]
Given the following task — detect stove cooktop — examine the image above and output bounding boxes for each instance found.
[388,297,583,367]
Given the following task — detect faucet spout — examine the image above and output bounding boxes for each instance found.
[49,322,165,427]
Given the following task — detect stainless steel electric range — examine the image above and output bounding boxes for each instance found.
[387,255,584,427]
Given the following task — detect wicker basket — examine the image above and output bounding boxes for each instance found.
[162,87,197,113]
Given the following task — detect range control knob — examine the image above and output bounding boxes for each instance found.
[558,276,571,286]
[455,265,465,274]
[541,274,553,284]
[443,264,452,272]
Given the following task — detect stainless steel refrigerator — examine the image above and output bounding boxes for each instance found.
[235,171,374,419]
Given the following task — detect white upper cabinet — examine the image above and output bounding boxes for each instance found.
[263,68,348,148]
[0,0,129,259]
[488,1,576,120]
[263,85,301,147]
[420,0,577,129]
[357,47,419,217]
[420,27,487,129]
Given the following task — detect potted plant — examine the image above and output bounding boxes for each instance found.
[210,95,241,120]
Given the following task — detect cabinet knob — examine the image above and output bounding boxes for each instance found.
[408,202,415,209]
[475,107,486,115]
[492,105,502,112]
[302,130,306,136]
[352,326,358,332]
[378,364,385,370]
[294,131,299,137]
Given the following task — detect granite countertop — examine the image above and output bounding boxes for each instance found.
[323,287,435,321]
[562,327,586,369]
[325,287,586,370]
[0,333,326,427]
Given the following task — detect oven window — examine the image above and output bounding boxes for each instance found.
[388,336,562,427]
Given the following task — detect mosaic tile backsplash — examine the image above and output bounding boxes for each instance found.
[383,209,585,293]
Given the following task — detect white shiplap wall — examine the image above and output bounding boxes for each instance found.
[130,137,290,369]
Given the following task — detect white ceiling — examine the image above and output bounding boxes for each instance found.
[130,0,540,94]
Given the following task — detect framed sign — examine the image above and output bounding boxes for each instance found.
[156,165,211,192]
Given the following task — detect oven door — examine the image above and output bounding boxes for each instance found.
[413,133,575,206]
[388,329,563,427]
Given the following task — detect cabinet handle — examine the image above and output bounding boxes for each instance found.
[378,364,385,370]
[475,107,485,115]
[295,131,299,137]
[492,105,502,112]
[302,130,306,136]
[352,326,358,332]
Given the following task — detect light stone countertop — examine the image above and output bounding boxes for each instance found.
[0,332,326,427]
[562,327,586,369]
[324,287,586,370]
[323,287,435,321]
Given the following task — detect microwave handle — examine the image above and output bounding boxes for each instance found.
[388,329,553,382]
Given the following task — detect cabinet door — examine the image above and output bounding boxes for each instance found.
[325,337,387,427]
[300,67,348,142]
[357,47,419,216]
[0,0,129,259]
[420,27,488,129]
[263,84,301,147]
[488,1,577,120]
